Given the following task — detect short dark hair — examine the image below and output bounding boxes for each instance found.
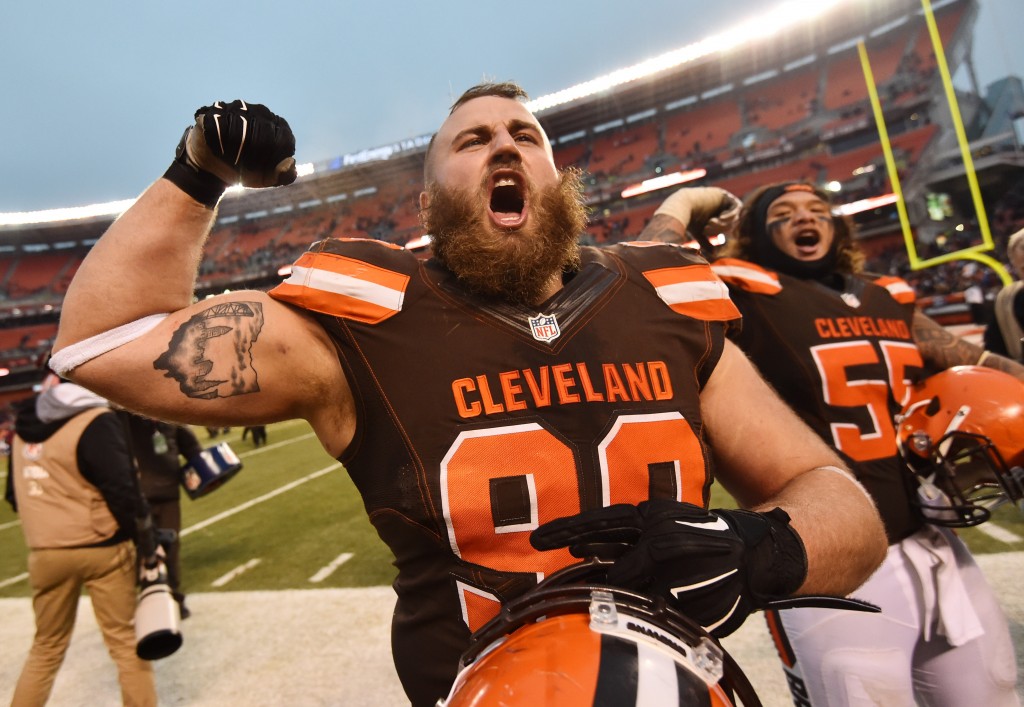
[423,82,531,183]
[446,81,529,115]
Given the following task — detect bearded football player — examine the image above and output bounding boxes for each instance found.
[52,88,888,705]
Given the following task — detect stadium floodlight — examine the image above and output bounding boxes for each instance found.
[0,163,317,227]
[832,192,899,216]
[526,0,849,114]
[620,168,708,199]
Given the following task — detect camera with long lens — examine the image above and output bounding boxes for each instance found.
[134,515,183,660]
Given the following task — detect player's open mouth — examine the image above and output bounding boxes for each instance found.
[488,173,527,228]
[794,230,820,255]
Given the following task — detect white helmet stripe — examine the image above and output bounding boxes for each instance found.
[636,640,680,706]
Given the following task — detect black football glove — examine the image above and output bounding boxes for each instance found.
[164,99,297,206]
[530,500,807,637]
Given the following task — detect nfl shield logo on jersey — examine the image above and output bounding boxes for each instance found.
[528,313,561,343]
[841,292,862,308]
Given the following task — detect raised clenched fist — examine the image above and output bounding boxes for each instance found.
[182,100,297,188]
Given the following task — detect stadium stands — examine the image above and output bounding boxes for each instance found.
[588,122,660,179]
[0,0,1021,407]
[0,323,56,355]
[6,253,76,300]
[664,100,743,161]
[744,67,819,131]
[552,140,590,171]
[909,0,966,76]
[823,33,907,111]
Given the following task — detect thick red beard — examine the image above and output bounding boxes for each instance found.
[422,168,588,306]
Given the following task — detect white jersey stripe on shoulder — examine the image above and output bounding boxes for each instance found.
[283,265,405,312]
[711,263,781,290]
[643,265,740,321]
[655,278,731,306]
[883,280,914,297]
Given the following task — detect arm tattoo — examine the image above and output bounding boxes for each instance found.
[154,302,264,399]
[638,213,689,243]
[912,310,982,370]
[979,351,1024,382]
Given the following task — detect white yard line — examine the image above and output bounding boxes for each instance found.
[309,552,354,583]
[235,432,318,459]
[0,463,339,590]
[976,522,1023,544]
[180,463,340,537]
[0,446,335,591]
[0,572,28,589]
[0,519,21,532]
[211,558,262,588]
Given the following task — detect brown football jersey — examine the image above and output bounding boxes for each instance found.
[271,238,739,704]
[712,257,925,545]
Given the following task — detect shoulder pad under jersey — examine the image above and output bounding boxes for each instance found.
[710,257,783,295]
[867,274,916,304]
[269,237,417,324]
[604,242,740,323]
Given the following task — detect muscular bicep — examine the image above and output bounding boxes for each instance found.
[62,291,354,455]
[701,341,846,508]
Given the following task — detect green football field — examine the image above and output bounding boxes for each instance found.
[2,417,1022,599]
[0,420,395,597]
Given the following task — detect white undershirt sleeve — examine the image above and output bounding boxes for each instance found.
[48,313,169,376]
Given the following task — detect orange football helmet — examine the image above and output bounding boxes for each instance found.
[438,560,757,707]
[895,366,1024,527]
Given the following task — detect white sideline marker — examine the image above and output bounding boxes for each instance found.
[0,571,28,588]
[309,552,354,583]
[976,522,1023,544]
[212,558,262,588]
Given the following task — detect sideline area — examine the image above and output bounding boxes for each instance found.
[1,554,1021,706]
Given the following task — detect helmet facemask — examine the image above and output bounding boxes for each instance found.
[903,426,1024,527]
[896,366,1024,528]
